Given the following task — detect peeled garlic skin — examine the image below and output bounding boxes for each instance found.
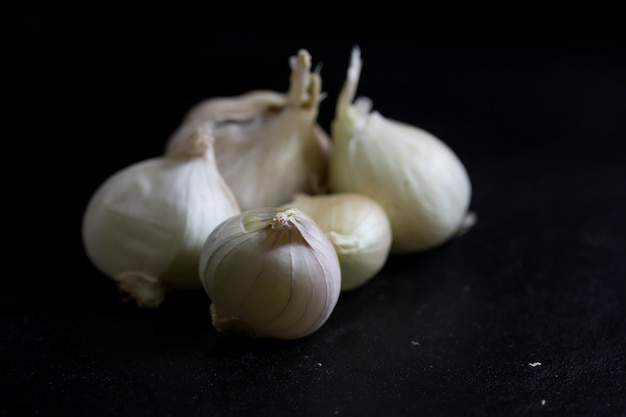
[82,150,240,307]
[330,106,471,254]
[284,193,392,291]
[199,207,341,340]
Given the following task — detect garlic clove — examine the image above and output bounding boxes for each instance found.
[82,126,241,308]
[165,49,331,211]
[282,193,392,291]
[199,207,341,340]
[330,46,473,254]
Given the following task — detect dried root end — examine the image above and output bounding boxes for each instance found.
[114,271,166,308]
[456,211,478,237]
[210,304,256,337]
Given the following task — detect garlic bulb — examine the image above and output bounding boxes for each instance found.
[82,126,241,308]
[199,207,341,340]
[282,193,392,291]
[330,46,473,254]
[166,49,331,211]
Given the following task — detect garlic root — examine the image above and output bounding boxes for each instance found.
[114,271,165,308]
[456,211,478,236]
[209,304,257,338]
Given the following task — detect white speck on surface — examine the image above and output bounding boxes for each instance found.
[411,340,420,346]
[316,362,322,367]
[541,399,546,406]
[529,362,542,367]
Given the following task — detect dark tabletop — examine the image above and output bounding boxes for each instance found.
[5,10,626,417]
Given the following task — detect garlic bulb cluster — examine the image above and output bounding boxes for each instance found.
[166,49,331,211]
[199,207,341,340]
[82,126,241,308]
[329,46,473,254]
[82,45,475,340]
[282,193,392,291]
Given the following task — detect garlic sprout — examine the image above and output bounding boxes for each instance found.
[283,193,392,291]
[166,49,331,211]
[330,46,473,254]
[199,207,341,340]
[82,126,241,308]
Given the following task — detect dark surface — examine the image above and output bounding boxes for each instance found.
[6,10,626,417]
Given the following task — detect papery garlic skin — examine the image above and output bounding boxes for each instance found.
[330,46,472,254]
[166,49,331,211]
[283,193,392,291]
[173,90,288,134]
[82,127,241,308]
[199,207,341,340]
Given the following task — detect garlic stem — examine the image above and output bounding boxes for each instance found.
[287,50,313,107]
[337,45,362,119]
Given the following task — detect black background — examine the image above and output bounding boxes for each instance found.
[6,5,626,417]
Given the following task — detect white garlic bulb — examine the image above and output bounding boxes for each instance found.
[166,49,331,211]
[82,126,241,308]
[199,207,341,340]
[283,193,392,291]
[330,46,473,254]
